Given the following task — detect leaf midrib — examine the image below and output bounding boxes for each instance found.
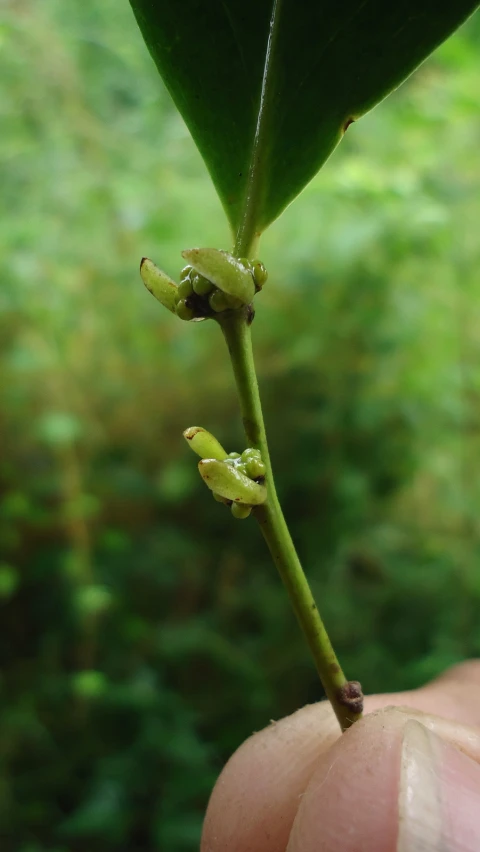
[233,0,282,256]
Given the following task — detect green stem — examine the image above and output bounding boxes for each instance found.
[220,312,362,732]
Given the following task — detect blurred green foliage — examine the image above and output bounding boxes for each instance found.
[1,1,480,849]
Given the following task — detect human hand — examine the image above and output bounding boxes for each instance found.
[201,661,480,851]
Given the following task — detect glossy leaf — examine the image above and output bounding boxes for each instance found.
[129,1,479,241]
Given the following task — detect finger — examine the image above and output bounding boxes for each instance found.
[201,701,340,852]
[287,708,480,852]
[421,659,480,726]
[366,659,480,727]
[201,661,480,852]
[430,659,480,689]
[201,703,480,852]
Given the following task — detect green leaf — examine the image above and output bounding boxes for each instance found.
[129,0,479,242]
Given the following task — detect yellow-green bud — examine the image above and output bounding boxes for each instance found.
[209,289,230,313]
[182,248,255,305]
[192,273,214,296]
[198,459,267,505]
[178,277,194,299]
[252,260,268,288]
[180,265,193,283]
[231,503,252,519]
[245,458,266,479]
[183,427,228,461]
[175,299,194,321]
[241,448,261,462]
[140,258,178,313]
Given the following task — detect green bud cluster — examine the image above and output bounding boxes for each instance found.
[141,250,268,322]
[223,447,266,481]
[183,427,267,518]
[204,447,266,520]
[223,447,266,520]
[173,265,208,321]
[174,262,247,320]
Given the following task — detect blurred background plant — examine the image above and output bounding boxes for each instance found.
[1,0,480,849]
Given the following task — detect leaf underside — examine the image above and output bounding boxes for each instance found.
[129,0,479,237]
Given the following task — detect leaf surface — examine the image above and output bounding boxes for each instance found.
[129,0,479,239]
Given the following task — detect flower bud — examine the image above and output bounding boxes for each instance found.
[231,503,252,519]
[180,265,193,283]
[175,299,194,321]
[178,277,194,299]
[140,258,178,313]
[192,273,214,296]
[198,459,267,505]
[183,427,228,461]
[241,448,261,463]
[252,260,268,288]
[245,458,266,479]
[182,248,255,305]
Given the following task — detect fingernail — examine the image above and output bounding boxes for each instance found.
[398,719,480,851]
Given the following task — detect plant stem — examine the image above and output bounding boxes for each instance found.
[220,312,362,731]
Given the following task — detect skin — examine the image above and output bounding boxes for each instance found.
[201,660,480,852]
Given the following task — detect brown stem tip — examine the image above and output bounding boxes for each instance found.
[336,680,364,716]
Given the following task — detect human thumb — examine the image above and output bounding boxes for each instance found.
[286,707,480,852]
[397,715,480,851]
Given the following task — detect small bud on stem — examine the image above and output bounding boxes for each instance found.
[182,248,255,305]
[198,459,267,505]
[183,427,228,461]
[140,258,178,313]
